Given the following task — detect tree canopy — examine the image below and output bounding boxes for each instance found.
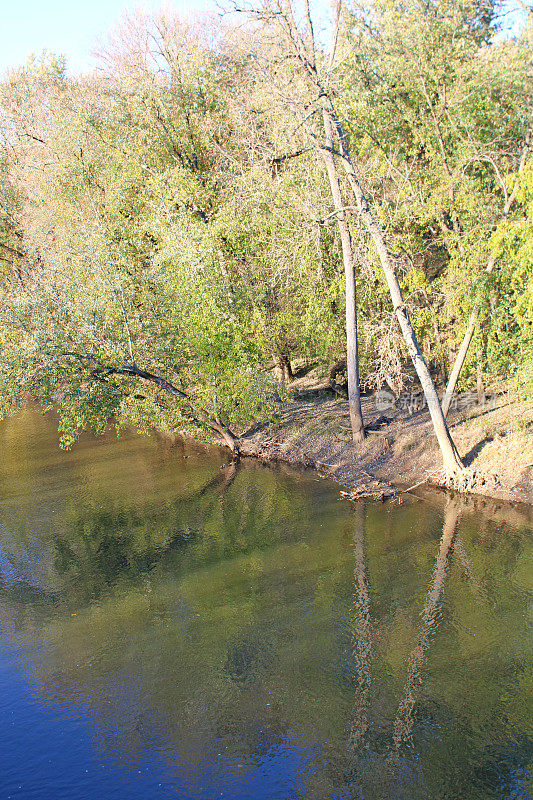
[0,2,531,465]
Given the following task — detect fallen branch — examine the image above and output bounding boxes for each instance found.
[399,478,428,494]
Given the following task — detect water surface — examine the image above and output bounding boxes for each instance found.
[0,410,531,799]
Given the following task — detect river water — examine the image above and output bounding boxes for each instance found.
[0,409,531,800]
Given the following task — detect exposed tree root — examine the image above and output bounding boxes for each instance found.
[438,467,501,494]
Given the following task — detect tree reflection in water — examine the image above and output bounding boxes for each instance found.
[343,500,461,756]
[347,504,372,749]
[393,500,460,749]
[0,413,531,800]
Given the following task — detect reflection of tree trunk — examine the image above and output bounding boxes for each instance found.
[393,500,460,748]
[186,462,240,549]
[219,461,238,492]
[348,504,372,748]
[453,536,486,601]
[196,461,239,499]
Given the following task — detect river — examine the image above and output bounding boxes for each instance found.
[0,409,531,799]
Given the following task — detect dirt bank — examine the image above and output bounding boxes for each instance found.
[238,384,533,506]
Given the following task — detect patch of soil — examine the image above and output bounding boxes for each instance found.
[238,387,533,506]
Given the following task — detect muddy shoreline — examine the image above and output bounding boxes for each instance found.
[235,389,533,507]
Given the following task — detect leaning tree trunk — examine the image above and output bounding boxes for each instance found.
[321,108,365,444]
[89,362,240,454]
[240,0,461,476]
[441,125,531,417]
[321,97,464,479]
[209,418,240,453]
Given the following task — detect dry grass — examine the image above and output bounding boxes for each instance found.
[450,396,533,495]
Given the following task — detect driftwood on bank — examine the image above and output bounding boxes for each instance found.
[340,482,397,502]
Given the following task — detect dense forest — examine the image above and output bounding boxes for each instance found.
[0,0,531,482]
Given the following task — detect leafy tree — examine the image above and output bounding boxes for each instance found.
[0,47,274,451]
[341,0,532,401]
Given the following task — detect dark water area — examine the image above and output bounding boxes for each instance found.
[0,409,531,800]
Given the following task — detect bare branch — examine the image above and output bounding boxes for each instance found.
[327,0,342,79]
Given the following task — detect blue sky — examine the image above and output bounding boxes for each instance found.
[1,0,216,77]
[1,0,528,78]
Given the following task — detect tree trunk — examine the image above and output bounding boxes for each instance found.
[320,109,365,444]
[328,356,348,396]
[476,349,485,406]
[209,419,240,453]
[90,362,241,454]
[321,98,464,478]
[274,354,294,384]
[441,306,479,416]
[244,0,462,476]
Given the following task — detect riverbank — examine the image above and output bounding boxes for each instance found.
[238,383,533,506]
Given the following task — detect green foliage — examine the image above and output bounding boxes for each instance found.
[341,0,532,388]
[0,4,531,444]
[489,162,533,394]
[0,44,278,445]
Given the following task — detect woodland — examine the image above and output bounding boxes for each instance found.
[0,0,532,484]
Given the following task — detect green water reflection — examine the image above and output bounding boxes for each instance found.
[0,410,531,799]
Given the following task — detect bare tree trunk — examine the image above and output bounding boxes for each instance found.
[476,348,485,406]
[321,97,464,478]
[321,109,365,443]
[441,305,479,416]
[441,126,531,417]
[243,0,462,476]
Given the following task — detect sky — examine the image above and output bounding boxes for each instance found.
[1,0,528,79]
[0,0,217,77]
